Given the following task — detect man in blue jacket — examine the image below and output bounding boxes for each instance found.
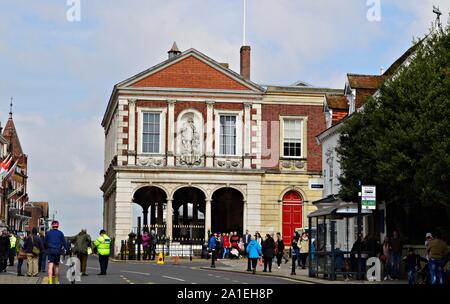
[44,220,70,284]
[209,233,218,268]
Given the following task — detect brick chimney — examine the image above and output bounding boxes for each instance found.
[240,46,251,80]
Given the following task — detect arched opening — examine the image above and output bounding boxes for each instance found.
[133,186,167,236]
[172,187,206,242]
[282,191,303,245]
[211,188,244,235]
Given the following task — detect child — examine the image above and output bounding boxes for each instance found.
[403,248,427,284]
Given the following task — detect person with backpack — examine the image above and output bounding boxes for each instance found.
[23,227,44,277]
[149,230,157,261]
[15,234,26,276]
[73,229,92,276]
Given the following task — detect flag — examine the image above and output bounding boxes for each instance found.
[3,160,18,182]
[0,154,12,175]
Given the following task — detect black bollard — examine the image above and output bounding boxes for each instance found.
[211,249,216,268]
[137,217,141,261]
[291,252,296,275]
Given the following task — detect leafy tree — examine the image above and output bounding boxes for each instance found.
[337,21,450,242]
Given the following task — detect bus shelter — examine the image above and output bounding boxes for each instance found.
[307,195,372,281]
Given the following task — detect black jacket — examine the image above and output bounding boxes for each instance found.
[262,238,275,258]
[0,235,10,258]
[23,235,44,255]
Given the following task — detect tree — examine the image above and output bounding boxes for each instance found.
[337,21,450,243]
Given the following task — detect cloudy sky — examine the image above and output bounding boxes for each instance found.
[0,0,448,236]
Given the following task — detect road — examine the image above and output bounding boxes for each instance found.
[57,256,304,284]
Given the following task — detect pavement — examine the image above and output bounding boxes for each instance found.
[0,256,407,284]
[200,258,408,285]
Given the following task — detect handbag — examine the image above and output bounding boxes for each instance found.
[18,249,27,260]
[31,236,41,256]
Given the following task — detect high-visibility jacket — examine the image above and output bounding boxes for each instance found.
[94,234,111,256]
[10,235,16,249]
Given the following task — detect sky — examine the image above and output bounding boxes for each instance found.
[0,0,448,236]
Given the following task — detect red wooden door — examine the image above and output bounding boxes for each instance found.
[282,191,303,245]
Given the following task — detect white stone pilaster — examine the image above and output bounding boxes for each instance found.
[127,99,136,165]
[244,102,252,168]
[205,199,212,238]
[205,101,215,167]
[166,198,173,239]
[167,100,176,166]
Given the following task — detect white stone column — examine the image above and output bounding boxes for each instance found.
[127,99,136,165]
[243,199,248,235]
[205,199,212,238]
[166,198,173,239]
[167,100,176,166]
[205,101,215,167]
[243,102,252,168]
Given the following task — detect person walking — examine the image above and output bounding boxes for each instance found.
[23,228,44,277]
[275,233,288,268]
[94,229,111,275]
[402,248,427,285]
[262,234,275,272]
[299,232,309,269]
[291,232,300,275]
[38,230,47,273]
[0,230,10,272]
[45,220,70,284]
[389,230,403,280]
[15,234,26,276]
[73,229,91,276]
[381,236,392,280]
[246,235,262,274]
[8,231,16,266]
[426,231,449,285]
[141,231,150,260]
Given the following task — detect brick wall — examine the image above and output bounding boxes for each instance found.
[261,104,325,173]
[131,56,249,91]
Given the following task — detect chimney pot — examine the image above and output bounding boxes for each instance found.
[240,46,251,80]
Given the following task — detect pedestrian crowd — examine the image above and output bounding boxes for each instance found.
[0,221,112,284]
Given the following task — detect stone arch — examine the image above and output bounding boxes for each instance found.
[131,184,170,202]
[278,186,307,203]
[208,184,246,201]
[211,187,245,235]
[170,184,208,200]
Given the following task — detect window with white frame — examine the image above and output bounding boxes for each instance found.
[219,115,237,155]
[142,112,160,153]
[283,118,303,158]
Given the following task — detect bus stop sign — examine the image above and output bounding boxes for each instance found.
[361,186,376,210]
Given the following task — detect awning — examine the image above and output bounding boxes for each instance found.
[308,195,372,218]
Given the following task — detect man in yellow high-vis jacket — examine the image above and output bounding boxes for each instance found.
[94,230,111,275]
[9,232,16,267]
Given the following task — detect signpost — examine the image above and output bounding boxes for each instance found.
[361,186,376,210]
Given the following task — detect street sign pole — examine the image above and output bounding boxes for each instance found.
[357,181,362,280]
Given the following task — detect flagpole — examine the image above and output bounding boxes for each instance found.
[243,0,247,46]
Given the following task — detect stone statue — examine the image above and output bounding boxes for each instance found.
[178,115,201,166]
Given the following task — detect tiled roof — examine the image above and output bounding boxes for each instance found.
[326,94,348,110]
[2,118,23,157]
[347,74,386,89]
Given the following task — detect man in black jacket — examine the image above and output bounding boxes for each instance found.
[0,230,10,272]
[262,234,275,272]
[23,228,44,277]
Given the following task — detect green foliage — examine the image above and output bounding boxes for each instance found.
[337,22,450,211]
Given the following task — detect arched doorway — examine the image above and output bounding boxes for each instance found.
[211,188,244,235]
[172,187,206,242]
[282,191,303,245]
[133,186,167,236]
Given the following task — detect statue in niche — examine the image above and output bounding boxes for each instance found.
[179,114,201,166]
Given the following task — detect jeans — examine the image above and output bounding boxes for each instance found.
[406,268,415,284]
[390,254,401,279]
[429,259,443,285]
[222,248,230,259]
[17,258,24,274]
[39,253,47,272]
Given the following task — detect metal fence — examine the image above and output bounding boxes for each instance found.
[119,237,206,260]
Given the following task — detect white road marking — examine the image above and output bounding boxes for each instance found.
[120,270,150,276]
[232,280,240,283]
[223,277,230,281]
[162,275,185,282]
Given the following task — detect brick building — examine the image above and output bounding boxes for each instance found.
[1,110,31,232]
[101,43,341,253]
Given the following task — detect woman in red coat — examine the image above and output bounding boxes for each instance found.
[222,234,231,259]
